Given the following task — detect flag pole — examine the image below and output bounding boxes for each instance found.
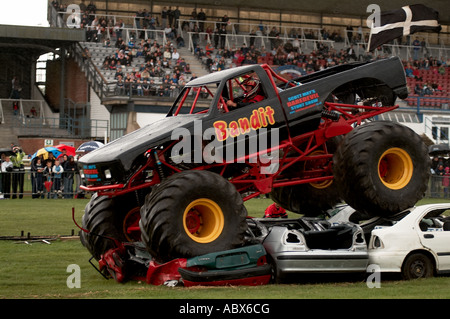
[367,21,374,52]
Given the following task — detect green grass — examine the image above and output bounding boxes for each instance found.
[0,197,449,299]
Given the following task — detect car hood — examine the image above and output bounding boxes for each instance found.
[79,114,204,171]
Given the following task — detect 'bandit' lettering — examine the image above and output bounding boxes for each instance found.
[214,106,275,141]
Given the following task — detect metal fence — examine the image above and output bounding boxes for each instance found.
[0,169,448,201]
[0,170,85,199]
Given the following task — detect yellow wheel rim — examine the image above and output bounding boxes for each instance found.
[378,148,413,190]
[307,150,333,189]
[183,198,224,243]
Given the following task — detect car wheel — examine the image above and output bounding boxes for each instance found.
[401,253,434,280]
[267,255,284,284]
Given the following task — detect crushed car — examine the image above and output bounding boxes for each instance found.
[368,203,450,280]
[246,216,368,283]
[85,214,368,285]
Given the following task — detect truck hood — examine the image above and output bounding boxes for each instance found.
[79,114,204,171]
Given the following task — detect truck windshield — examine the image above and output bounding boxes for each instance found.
[168,84,218,116]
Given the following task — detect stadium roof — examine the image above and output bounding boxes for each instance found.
[0,24,85,57]
[126,0,448,24]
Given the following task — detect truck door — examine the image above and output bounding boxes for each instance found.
[206,68,287,165]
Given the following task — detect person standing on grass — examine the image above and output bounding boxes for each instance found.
[52,160,64,199]
[1,156,13,199]
[10,145,25,199]
[43,160,53,199]
[63,156,77,198]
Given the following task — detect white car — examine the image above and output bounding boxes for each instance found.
[368,203,450,279]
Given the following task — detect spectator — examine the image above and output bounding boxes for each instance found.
[142,79,151,96]
[412,67,422,81]
[164,25,175,39]
[405,64,414,77]
[30,106,37,118]
[443,167,450,198]
[197,9,206,32]
[171,48,180,61]
[86,1,97,14]
[173,6,181,28]
[140,67,150,80]
[219,25,227,49]
[43,160,53,199]
[422,83,433,96]
[176,34,185,48]
[168,6,175,28]
[414,83,423,96]
[163,48,172,60]
[12,101,19,116]
[1,156,13,199]
[10,145,25,199]
[115,78,125,95]
[135,79,144,96]
[52,160,64,198]
[161,6,168,29]
[79,0,87,13]
[31,155,44,198]
[45,152,56,167]
[63,156,76,198]
[264,203,288,218]
[10,76,21,99]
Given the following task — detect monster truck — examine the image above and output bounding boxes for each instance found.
[78,56,430,264]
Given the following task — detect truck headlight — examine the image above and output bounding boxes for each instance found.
[104,169,112,179]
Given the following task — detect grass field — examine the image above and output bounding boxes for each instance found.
[1,197,450,300]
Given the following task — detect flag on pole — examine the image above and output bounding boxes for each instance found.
[367,4,441,52]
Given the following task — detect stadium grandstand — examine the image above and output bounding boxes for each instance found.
[0,0,449,155]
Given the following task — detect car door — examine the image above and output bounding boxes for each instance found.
[418,215,450,272]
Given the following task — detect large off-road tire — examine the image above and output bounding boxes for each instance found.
[270,138,342,216]
[80,193,141,260]
[139,170,248,262]
[270,181,341,216]
[333,121,430,217]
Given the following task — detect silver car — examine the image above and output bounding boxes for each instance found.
[246,217,368,282]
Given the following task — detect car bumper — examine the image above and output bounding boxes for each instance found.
[368,250,406,273]
[273,250,369,274]
[178,264,272,287]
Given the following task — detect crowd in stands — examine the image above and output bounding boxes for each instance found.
[52,0,449,103]
[404,57,448,97]
[95,36,194,97]
[195,36,371,75]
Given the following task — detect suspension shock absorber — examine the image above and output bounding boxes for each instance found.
[321,109,340,121]
[153,150,166,180]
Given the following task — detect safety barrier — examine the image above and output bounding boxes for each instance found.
[0,170,85,199]
[0,169,446,200]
